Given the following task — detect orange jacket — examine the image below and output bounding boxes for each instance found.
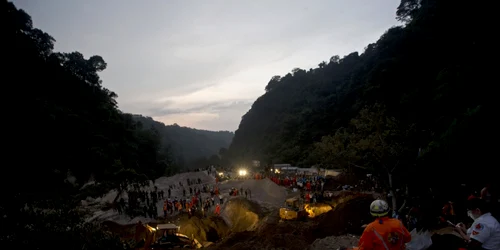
[357,217,411,250]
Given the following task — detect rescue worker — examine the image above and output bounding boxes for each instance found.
[215,203,221,216]
[356,199,411,249]
[455,198,500,250]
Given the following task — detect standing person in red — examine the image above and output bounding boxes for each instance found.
[355,199,411,250]
[306,181,311,191]
[305,193,311,203]
[214,203,221,216]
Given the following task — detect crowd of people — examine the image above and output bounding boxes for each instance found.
[113,173,226,220]
[113,167,500,249]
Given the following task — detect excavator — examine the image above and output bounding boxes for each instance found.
[279,197,309,220]
[279,196,333,220]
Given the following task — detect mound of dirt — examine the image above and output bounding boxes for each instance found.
[214,220,316,250]
[175,214,230,242]
[88,171,216,224]
[102,213,230,245]
[222,197,265,232]
[313,195,373,237]
[214,208,322,250]
[219,179,287,208]
[101,220,136,239]
[211,193,376,250]
[154,171,215,191]
[308,235,360,250]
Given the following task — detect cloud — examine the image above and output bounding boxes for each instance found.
[149,99,253,117]
[14,0,401,131]
[152,100,253,131]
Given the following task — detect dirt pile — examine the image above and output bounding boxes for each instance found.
[175,215,230,242]
[313,194,374,237]
[88,171,216,224]
[101,220,136,239]
[214,212,317,250]
[102,213,230,245]
[210,192,377,250]
[219,179,287,208]
[222,197,266,232]
[308,235,360,250]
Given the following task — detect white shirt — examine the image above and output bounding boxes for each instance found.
[466,212,500,250]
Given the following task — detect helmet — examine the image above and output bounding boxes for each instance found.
[370,199,389,217]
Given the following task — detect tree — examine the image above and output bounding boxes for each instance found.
[347,104,416,210]
[396,0,421,23]
[312,128,357,168]
[314,104,416,210]
[330,55,340,63]
[265,75,281,92]
[2,1,176,248]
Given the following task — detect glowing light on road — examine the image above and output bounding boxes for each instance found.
[238,169,247,176]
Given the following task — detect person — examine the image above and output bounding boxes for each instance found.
[215,203,221,216]
[454,198,500,250]
[356,199,411,250]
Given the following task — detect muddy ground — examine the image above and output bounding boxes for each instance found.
[207,194,374,250]
[102,191,377,249]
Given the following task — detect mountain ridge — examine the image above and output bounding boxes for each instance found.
[133,114,234,169]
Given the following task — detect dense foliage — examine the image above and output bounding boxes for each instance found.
[133,115,233,169]
[1,1,171,248]
[228,0,495,189]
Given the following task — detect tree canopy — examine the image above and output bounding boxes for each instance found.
[2,1,183,248]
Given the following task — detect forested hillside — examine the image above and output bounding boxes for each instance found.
[228,0,495,186]
[2,1,171,248]
[133,115,233,169]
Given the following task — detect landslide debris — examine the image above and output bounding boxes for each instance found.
[102,213,230,246]
[175,214,230,243]
[210,192,374,250]
[222,197,267,232]
[313,194,374,237]
[308,235,360,250]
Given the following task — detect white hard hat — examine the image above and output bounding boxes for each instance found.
[370,199,389,217]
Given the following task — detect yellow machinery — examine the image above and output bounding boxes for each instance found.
[279,197,333,220]
[279,197,308,220]
[303,203,332,218]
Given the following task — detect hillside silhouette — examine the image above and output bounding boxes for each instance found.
[133,115,233,169]
[227,0,494,188]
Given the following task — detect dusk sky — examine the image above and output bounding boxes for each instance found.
[14,0,400,131]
